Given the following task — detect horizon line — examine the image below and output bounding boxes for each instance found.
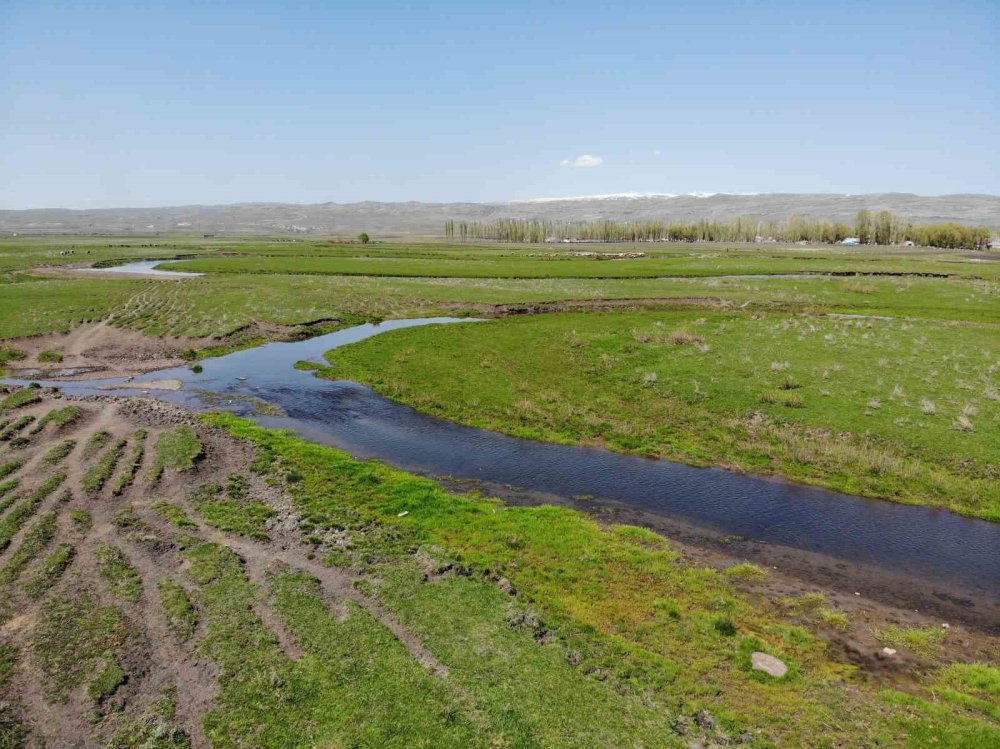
[2,191,999,213]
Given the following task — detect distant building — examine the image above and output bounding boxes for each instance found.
[842,237,861,246]
[989,236,1000,250]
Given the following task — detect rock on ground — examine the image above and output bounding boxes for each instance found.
[750,652,788,678]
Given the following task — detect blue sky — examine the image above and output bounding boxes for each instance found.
[1,1,997,208]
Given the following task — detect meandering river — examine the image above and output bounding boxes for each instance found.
[6,317,999,600]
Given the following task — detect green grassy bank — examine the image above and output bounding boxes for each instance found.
[323,312,1000,520]
[202,413,1000,747]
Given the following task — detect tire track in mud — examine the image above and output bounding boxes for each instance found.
[0,402,213,746]
[195,519,450,677]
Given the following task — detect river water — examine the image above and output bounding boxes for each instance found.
[79,260,204,277]
[6,317,999,598]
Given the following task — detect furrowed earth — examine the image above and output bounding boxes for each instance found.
[0,235,997,747]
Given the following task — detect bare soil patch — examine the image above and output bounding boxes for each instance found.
[4,317,342,382]
[4,322,203,380]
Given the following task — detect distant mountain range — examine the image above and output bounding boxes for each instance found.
[2,193,997,236]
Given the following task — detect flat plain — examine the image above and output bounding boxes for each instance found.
[0,235,997,747]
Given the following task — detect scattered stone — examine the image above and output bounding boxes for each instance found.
[497,577,516,595]
[505,608,541,631]
[881,647,897,656]
[941,623,950,629]
[672,715,691,735]
[750,652,788,678]
[694,709,717,731]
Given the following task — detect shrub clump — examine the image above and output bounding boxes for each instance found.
[667,329,705,346]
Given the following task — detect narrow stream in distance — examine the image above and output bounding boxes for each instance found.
[79,260,204,277]
[6,317,999,597]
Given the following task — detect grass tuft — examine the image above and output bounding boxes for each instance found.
[724,562,767,582]
[95,544,143,603]
[107,689,190,748]
[23,543,75,599]
[87,656,126,702]
[42,439,76,466]
[82,430,111,459]
[29,405,81,434]
[157,579,197,642]
[0,473,65,553]
[70,509,92,533]
[30,593,129,703]
[0,389,40,412]
[0,511,57,587]
[0,461,19,480]
[149,426,202,481]
[110,430,147,496]
[150,501,197,529]
[83,438,127,494]
[191,481,275,541]
[876,625,946,657]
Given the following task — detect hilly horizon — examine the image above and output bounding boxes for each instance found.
[2,192,998,236]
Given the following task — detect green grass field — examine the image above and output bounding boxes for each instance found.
[204,413,1000,748]
[164,248,1000,280]
[324,311,1000,519]
[0,235,997,745]
[1,242,998,341]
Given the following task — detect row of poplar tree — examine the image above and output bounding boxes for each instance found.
[444,212,992,249]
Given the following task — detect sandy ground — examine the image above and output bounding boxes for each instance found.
[29,265,194,282]
[98,379,184,392]
[5,322,201,380]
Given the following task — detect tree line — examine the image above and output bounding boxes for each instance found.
[445,212,994,249]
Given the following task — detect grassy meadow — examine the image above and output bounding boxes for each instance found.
[0,235,997,744]
[1,236,999,340]
[205,413,1000,748]
[324,310,1000,519]
[165,247,1000,280]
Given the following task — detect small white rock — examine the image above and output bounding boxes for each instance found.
[941,623,950,629]
[397,510,409,517]
[882,647,897,656]
[750,652,788,678]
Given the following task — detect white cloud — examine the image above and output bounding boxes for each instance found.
[560,154,603,168]
[653,149,662,157]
